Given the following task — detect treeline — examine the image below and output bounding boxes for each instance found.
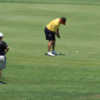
[0,0,99,5]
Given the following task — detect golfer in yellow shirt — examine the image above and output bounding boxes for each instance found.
[44,17,66,56]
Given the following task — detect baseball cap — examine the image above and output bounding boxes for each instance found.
[0,32,4,37]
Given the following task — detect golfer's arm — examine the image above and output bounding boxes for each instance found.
[5,47,9,53]
[57,28,59,34]
[56,28,60,38]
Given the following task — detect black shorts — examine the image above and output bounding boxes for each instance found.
[44,27,56,41]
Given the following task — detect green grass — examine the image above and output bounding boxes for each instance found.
[0,1,100,100]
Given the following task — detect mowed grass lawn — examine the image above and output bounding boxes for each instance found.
[0,1,100,100]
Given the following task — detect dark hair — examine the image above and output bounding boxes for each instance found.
[61,17,66,23]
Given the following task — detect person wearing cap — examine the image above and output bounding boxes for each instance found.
[44,17,66,56]
[0,32,9,84]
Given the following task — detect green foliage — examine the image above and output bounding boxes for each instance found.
[0,0,100,5]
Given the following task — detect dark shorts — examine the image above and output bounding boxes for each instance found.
[44,27,56,41]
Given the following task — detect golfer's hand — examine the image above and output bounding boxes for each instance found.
[5,47,9,53]
[56,33,61,38]
[57,35,61,38]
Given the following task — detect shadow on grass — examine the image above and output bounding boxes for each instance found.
[44,52,66,56]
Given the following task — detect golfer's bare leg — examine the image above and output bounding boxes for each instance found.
[52,40,56,51]
[0,69,2,80]
[0,69,6,84]
[48,40,53,52]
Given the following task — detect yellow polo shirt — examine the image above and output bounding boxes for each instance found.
[46,18,60,32]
